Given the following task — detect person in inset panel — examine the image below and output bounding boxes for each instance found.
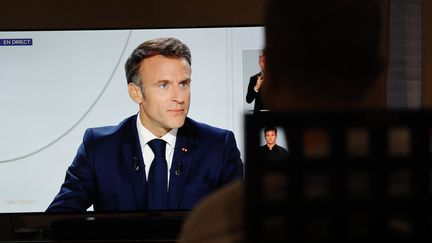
[246,52,268,114]
[46,37,243,212]
[260,126,289,161]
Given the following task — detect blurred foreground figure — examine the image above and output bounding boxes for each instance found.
[179,0,385,242]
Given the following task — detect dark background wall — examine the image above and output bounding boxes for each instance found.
[0,0,264,30]
[423,0,432,108]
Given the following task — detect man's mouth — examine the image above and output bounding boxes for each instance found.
[168,109,185,114]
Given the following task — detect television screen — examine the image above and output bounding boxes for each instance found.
[0,26,264,212]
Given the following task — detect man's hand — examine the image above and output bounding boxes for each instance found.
[254,73,264,92]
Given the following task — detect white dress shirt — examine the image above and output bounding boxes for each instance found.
[135,114,178,186]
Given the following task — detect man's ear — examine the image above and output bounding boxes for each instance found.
[128,83,143,104]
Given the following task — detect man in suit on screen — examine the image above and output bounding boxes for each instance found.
[47,37,243,212]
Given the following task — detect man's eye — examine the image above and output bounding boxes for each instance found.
[159,83,168,89]
[179,82,189,88]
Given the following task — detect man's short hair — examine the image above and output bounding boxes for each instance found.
[125,37,192,86]
[264,126,277,135]
[264,0,383,101]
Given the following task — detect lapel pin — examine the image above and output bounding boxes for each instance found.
[181,147,188,152]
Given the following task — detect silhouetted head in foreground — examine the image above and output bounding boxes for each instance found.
[263,0,385,110]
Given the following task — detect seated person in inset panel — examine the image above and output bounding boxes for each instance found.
[260,126,288,161]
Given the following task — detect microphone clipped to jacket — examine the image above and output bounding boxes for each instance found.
[175,162,183,176]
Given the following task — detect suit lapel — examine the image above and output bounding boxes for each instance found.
[121,115,147,209]
[168,119,197,209]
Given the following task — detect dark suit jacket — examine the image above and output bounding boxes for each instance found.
[246,73,265,114]
[47,115,243,212]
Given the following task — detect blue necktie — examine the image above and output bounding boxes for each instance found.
[147,139,168,210]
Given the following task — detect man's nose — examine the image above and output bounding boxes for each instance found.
[172,86,185,104]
